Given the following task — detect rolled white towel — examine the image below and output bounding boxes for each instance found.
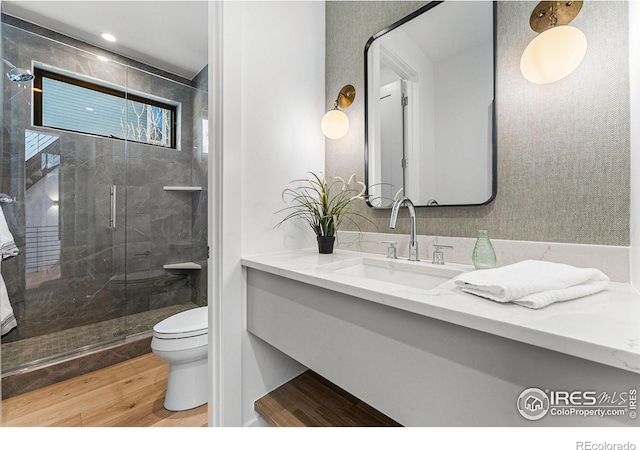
[0,207,18,335]
[453,260,609,309]
[1,276,16,336]
[0,206,18,260]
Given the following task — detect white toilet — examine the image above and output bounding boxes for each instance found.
[151,306,208,411]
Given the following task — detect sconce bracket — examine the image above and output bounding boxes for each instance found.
[530,1,583,33]
[337,85,356,109]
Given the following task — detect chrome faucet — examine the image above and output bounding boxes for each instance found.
[389,196,419,261]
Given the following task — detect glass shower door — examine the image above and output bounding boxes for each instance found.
[0,24,130,373]
[120,65,208,336]
[1,130,129,373]
[1,20,207,377]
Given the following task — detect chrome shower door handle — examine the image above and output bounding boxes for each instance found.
[110,185,116,229]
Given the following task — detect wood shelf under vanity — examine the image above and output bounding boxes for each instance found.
[254,370,401,427]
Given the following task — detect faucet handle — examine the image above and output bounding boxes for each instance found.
[381,240,397,259]
[432,244,453,265]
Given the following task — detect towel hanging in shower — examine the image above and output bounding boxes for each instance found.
[1,275,16,336]
[0,203,18,260]
[0,207,18,336]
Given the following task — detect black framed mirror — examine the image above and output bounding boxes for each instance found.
[364,1,497,208]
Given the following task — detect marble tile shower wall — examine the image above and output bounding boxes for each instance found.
[0,23,208,342]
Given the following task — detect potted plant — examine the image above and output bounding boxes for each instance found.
[276,172,371,254]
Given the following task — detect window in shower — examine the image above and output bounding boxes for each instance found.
[33,68,177,149]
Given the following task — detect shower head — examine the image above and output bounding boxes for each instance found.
[6,67,34,83]
[1,58,34,83]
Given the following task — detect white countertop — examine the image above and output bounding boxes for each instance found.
[242,248,640,374]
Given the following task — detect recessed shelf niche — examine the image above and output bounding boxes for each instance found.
[163,186,202,191]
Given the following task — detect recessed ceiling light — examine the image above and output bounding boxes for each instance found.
[97,55,110,62]
[101,32,116,42]
[85,107,94,112]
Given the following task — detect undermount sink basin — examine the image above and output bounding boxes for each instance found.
[319,257,467,290]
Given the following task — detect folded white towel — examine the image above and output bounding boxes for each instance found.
[453,260,609,309]
[0,207,17,335]
[1,275,17,336]
[0,206,18,261]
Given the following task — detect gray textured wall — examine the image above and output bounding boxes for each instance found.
[326,1,630,246]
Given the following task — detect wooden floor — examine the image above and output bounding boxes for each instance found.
[4,353,396,427]
[255,370,401,427]
[1,353,207,427]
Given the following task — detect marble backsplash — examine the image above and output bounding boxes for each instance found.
[337,230,631,283]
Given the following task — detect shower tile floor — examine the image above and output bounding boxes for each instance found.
[1,303,198,373]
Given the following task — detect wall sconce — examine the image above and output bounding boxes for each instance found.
[520,1,587,84]
[321,85,356,140]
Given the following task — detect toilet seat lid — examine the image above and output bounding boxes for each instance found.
[153,307,208,337]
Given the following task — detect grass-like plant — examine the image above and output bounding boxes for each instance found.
[276,172,372,237]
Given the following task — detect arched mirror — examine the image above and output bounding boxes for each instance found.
[365,1,496,208]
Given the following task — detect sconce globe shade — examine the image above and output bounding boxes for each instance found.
[321,109,349,140]
[520,25,587,84]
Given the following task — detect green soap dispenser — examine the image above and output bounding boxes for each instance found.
[472,230,496,270]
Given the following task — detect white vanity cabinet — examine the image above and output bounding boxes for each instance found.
[243,250,640,427]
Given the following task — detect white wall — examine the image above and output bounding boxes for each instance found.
[239,3,326,256]
[434,42,493,204]
[631,0,640,291]
[212,0,325,427]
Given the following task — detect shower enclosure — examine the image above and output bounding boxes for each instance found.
[0,19,208,382]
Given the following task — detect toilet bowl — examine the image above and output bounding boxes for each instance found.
[151,306,208,411]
